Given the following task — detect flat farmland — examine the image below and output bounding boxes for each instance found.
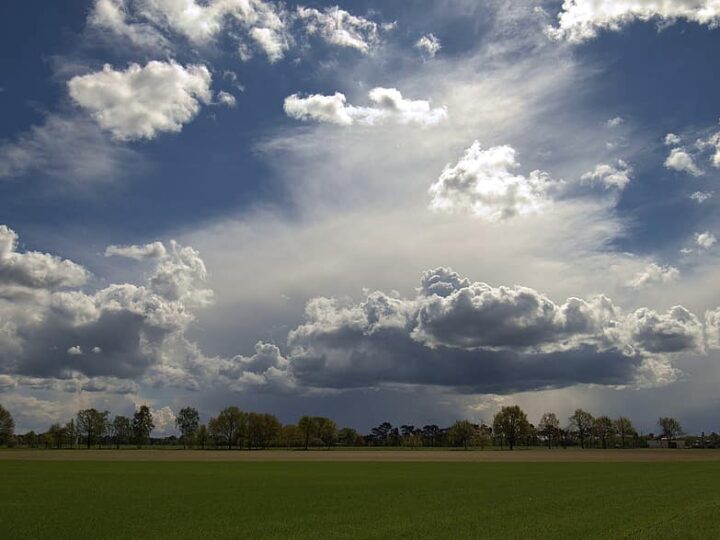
[1,448,720,461]
[1,455,719,538]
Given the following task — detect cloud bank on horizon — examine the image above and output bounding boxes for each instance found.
[0,0,719,433]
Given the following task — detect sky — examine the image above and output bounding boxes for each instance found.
[1,0,720,435]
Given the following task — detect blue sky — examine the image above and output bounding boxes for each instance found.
[1,0,720,434]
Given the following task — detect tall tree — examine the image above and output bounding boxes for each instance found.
[76,409,109,449]
[569,409,594,449]
[614,417,635,448]
[195,424,210,450]
[175,407,200,449]
[298,416,317,450]
[315,417,337,449]
[47,423,67,449]
[337,427,361,446]
[538,412,560,449]
[111,416,132,449]
[132,406,154,448]
[0,404,15,446]
[493,406,530,450]
[592,416,615,449]
[449,420,476,450]
[422,425,441,447]
[209,407,246,449]
[658,417,682,448]
[247,413,281,449]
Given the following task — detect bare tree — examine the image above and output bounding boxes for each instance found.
[569,409,594,449]
[0,404,14,446]
[614,417,635,448]
[538,412,560,449]
[658,417,682,448]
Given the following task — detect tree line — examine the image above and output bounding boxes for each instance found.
[0,402,717,450]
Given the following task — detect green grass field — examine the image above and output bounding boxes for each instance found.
[1,461,719,538]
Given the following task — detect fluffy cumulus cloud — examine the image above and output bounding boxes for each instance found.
[698,131,720,167]
[87,1,389,61]
[284,87,447,127]
[217,91,237,107]
[547,0,720,43]
[296,6,383,53]
[696,231,717,249]
[415,33,442,58]
[628,263,679,289]
[68,61,212,141]
[665,147,703,176]
[428,142,560,222]
[0,226,88,289]
[281,268,717,393]
[88,0,290,61]
[581,160,632,190]
[664,133,681,146]
[0,226,212,386]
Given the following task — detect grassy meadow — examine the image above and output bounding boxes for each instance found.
[1,460,719,538]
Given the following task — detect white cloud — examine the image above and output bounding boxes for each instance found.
[0,225,88,289]
[0,114,137,183]
[88,0,168,50]
[284,87,447,127]
[0,227,213,384]
[665,147,703,176]
[428,142,559,222]
[88,0,290,61]
[105,242,167,260]
[606,116,624,128]
[415,33,442,58]
[696,231,717,249]
[581,160,632,190]
[690,191,712,203]
[629,263,679,289]
[149,405,176,434]
[217,91,237,107]
[547,0,720,43]
[296,6,381,53]
[249,26,289,62]
[698,131,720,168]
[664,133,681,146]
[68,61,212,141]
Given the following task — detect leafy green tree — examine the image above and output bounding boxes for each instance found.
[132,406,155,448]
[569,409,594,449]
[493,406,531,450]
[614,417,635,448]
[592,416,615,449]
[278,424,303,447]
[195,424,210,450]
[422,425,441,447]
[0,404,15,446]
[247,413,281,449]
[76,409,109,449]
[658,417,682,448]
[65,419,77,448]
[538,412,560,449]
[47,423,67,449]
[175,407,200,449]
[337,427,361,446]
[298,416,317,450]
[111,416,132,449]
[314,417,337,449]
[209,407,246,449]
[449,420,475,450]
